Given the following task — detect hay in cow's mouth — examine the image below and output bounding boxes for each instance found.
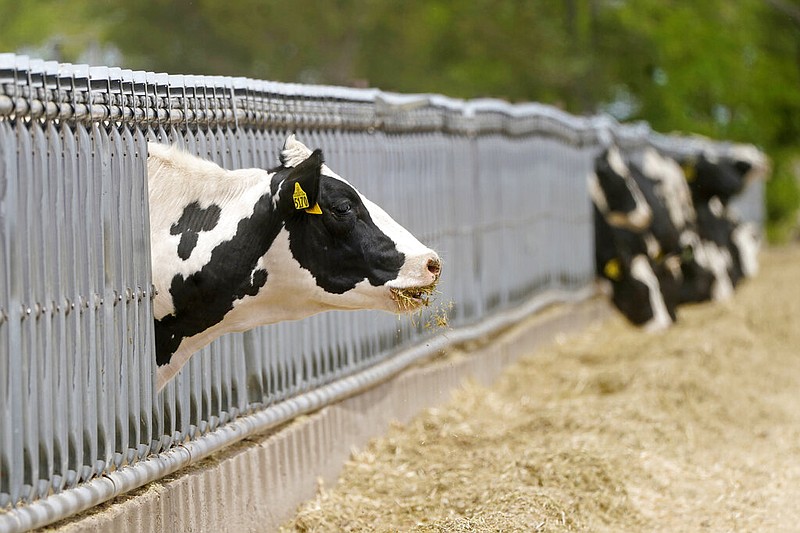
[391,283,438,311]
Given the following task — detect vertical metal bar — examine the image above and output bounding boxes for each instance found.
[131,123,156,461]
[31,111,54,502]
[45,117,69,495]
[17,103,40,503]
[0,115,22,508]
[75,111,100,484]
[59,107,84,491]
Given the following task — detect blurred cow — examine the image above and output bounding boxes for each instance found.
[679,145,768,206]
[591,147,677,331]
[592,143,764,330]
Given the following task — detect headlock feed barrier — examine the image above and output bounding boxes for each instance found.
[0,54,764,531]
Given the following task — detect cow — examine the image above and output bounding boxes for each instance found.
[591,147,677,331]
[677,146,763,290]
[693,197,760,289]
[593,142,763,330]
[588,146,652,232]
[148,135,442,390]
[593,204,677,330]
[637,147,729,303]
[679,145,767,206]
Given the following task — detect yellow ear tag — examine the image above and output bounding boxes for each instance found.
[305,203,322,215]
[292,182,310,210]
[681,163,696,183]
[604,258,622,281]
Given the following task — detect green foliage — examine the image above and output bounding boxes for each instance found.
[0,0,107,60]
[766,153,800,242]
[2,0,799,239]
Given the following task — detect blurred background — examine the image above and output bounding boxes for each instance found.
[2,0,799,241]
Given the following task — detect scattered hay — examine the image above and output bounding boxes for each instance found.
[424,300,454,331]
[284,246,800,532]
[393,282,454,333]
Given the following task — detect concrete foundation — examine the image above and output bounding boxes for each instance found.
[44,298,609,533]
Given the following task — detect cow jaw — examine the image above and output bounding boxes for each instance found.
[629,255,673,332]
[731,222,760,278]
[258,230,439,316]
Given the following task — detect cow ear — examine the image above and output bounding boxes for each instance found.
[282,149,323,215]
[733,160,752,177]
[680,158,697,183]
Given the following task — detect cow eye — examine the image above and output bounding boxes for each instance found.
[333,202,352,215]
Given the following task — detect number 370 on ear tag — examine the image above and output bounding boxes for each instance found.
[292,183,322,214]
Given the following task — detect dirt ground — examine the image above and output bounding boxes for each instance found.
[282,246,800,532]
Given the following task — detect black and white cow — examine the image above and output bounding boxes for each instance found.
[589,146,652,233]
[693,197,760,288]
[593,204,677,330]
[591,147,677,331]
[677,146,762,290]
[679,145,766,206]
[593,142,763,330]
[637,147,731,303]
[148,135,441,390]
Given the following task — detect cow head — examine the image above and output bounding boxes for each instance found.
[641,147,696,231]
[589,147,652,232]
[269,135,442,314]
[602,253,675,331]
[681,151,749,205]
[149,136,441,389]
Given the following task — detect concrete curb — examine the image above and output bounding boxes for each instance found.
[43,297,609,533]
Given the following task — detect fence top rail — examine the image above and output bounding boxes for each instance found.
[0,53,617,144]
[0,52,760,158]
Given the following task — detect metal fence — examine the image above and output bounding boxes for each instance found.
[0,54,764,531]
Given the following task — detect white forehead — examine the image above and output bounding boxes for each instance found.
[607,146,629,177]
[359,195,429,256]
[641,148,666,180]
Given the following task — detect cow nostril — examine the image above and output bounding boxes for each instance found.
[427,258,441,277]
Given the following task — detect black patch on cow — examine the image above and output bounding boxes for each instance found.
[155,152,325,367]
[680,247,715,303]
[594,207,677,326]
[170,201,222,260]
[629,165,681,256]
[733,160,752,178]
[284,176,405,294]
[688,154,746,205]
[594,150,638,215]
[610,272,655,325]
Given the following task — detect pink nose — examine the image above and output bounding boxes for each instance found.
[427,258,441,278]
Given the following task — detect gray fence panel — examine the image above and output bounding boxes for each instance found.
[0,55,768,531]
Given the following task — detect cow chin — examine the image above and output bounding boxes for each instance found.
[386,263,441,313]
[389,283,438,313]
[326,281,438,314]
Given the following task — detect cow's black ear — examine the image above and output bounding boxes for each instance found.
[733,160,752,177]
[680,158,697,183]
[282,149,323,215]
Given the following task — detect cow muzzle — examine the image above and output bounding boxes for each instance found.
[389,251,442,312]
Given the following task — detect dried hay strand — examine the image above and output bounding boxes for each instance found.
[391,284,438,311]
[392,280,454,333]
[283,246,800,533]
